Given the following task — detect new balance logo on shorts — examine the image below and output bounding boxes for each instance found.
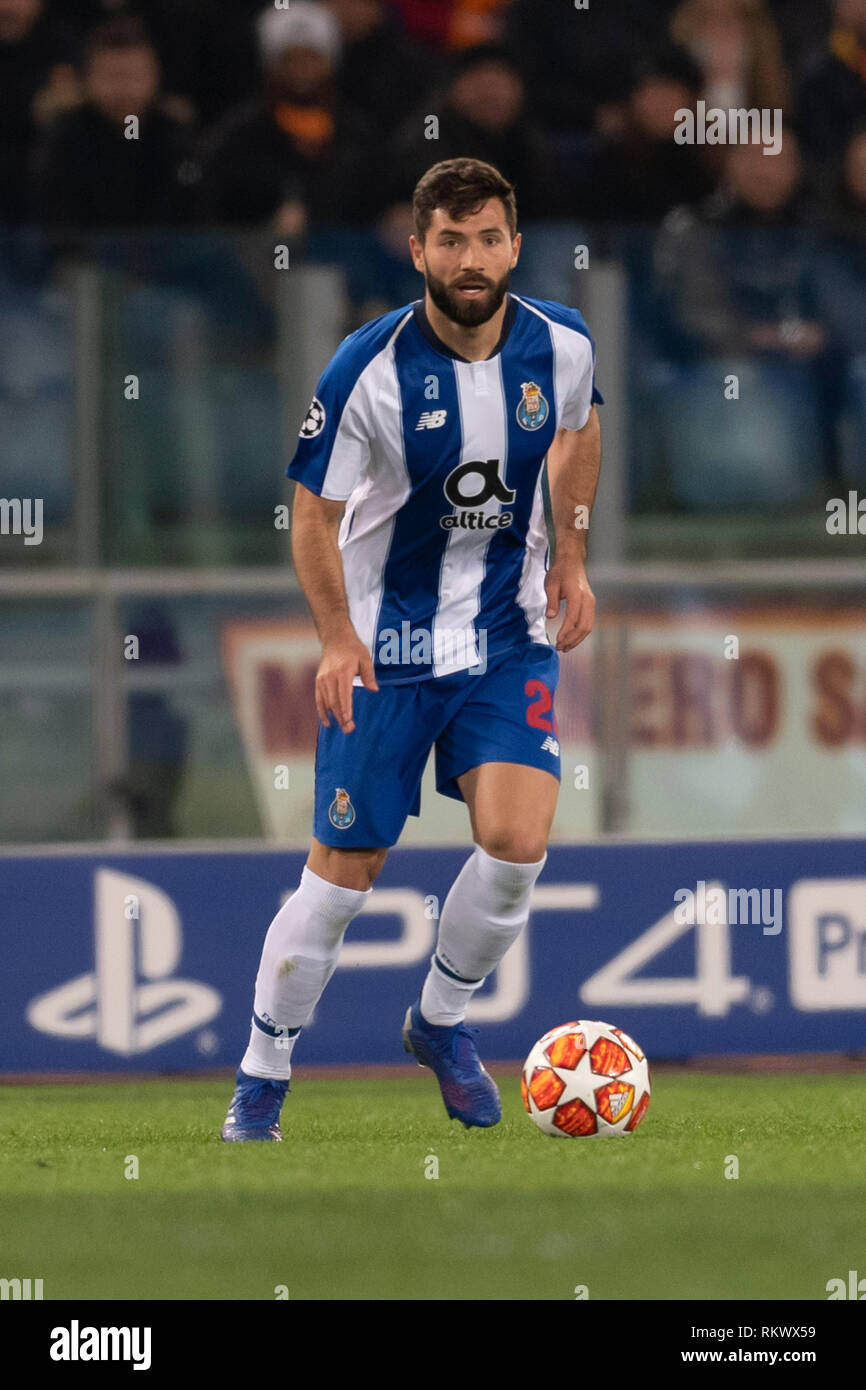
[541,735,560,756]
[416,410,447,430]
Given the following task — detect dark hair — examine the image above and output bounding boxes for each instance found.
[86,16,155,64]
[412,157,517,241]
[629,44,704,96]
[451,44,520,78]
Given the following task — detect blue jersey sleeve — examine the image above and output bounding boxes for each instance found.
[557,307,604,418]
[287,353,371,502]
[524,296,604,421]
[287,305,413,501]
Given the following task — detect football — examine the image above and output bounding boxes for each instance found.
[521,1019,651,1138]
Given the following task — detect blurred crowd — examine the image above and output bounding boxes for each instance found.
[0,0,863,236]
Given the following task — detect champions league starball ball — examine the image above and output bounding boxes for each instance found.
[521,1020,651,1138]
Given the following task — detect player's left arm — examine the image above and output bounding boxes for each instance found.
[544,405,601,652]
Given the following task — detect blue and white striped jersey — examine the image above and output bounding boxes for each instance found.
[287,293,602,683]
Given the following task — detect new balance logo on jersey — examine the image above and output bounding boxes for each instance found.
[541,736,560,756]
[416,410,447,430]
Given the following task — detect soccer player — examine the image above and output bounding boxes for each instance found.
[221,157,602,1141]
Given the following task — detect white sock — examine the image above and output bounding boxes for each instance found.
[420,844,547,1025]
[241,865,370,1080]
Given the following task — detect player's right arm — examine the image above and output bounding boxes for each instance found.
[290,484,378,734]
[287,317,404,731]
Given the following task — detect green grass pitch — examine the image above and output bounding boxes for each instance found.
[1,1071,863,1301]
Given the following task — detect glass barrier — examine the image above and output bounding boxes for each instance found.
[1,224,864,568]
[0,598,94,840]
[0,233,76,564]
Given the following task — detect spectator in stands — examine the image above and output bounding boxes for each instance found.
[392,0,525,52]
[814,128,866,353]
[323,0,438,137]
[445,0,512,50]
[648,133,831,510]
[834,125,866,236]
[0,0,79,222]
[50,0,259,124]
[30,17,196,227]
[764,0,833,84]
[111,601,189,840]
[503,0,664,137]
[670,0,791,115]
[390,0,450,49]
[654,134,824,357]
[198,2,380,232]
[390,45,558,218]
[393,0,538,53]
[799,0,866,161]
[587,49,718,222]
[811,126,866,479]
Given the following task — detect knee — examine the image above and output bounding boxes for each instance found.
[475,830,548,866]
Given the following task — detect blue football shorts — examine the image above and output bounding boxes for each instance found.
[313,641,561,848]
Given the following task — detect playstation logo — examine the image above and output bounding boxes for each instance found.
[27,868,221,1055]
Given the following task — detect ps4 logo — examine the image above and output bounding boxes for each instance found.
[27,869,221,1055]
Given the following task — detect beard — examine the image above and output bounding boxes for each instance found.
[424,265,511,327]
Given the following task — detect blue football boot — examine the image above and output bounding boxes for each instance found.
[402,1000,501,1129]
[220,1068,289,1142]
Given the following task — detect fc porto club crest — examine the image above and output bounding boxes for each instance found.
[516,381,549,430]
[328,787,356,829]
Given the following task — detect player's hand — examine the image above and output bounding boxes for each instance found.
[316,633,379,734]
[545,559,596,653]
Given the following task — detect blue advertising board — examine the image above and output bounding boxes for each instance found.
[1,838,865,1072]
